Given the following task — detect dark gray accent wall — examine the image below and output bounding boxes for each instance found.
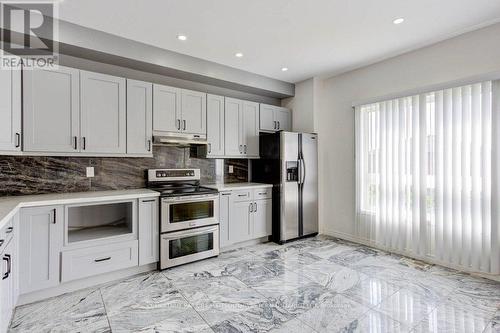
[0,147,248,196]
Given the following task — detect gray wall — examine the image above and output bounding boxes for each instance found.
[309,22,500,238]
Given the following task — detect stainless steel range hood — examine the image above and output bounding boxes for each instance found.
[153,132,208,147]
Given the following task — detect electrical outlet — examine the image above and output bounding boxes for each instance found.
[86,167,95,178]
[228,165,234,174]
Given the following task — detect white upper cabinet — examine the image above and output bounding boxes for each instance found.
[224,97,243,156]
[80,71,126,154]
[206,94,225,157]
[181,89,206,135]
[127,79,153,155]
[223,97,259,158]
[275,107,291,131]
[0,59,21,152]
[23,66,80,153]
[153,84,181,134]
[153,84,207,137]
[242,101,259,157]
[259,104,291,132]
[259,104,275,132]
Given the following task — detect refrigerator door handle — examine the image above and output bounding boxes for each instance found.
[298,158,303,184]
[300,158,306,184]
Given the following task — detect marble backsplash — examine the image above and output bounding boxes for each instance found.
[0,146,248,196]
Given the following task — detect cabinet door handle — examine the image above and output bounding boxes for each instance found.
[82,137,86,150]
[177,119,181,130]
[183,120,186,130]
[5,227,13,234]
[277,121,280,130]
[2,254,10,280]
[254,202,258,212]
[238,194,247,197]
[239,144,242,153]
[244,145,247,154]
[249,203,253,213]
[274,121,277,130]
[208,143,211,154]
[147,139,152,152]
[94,257,111,262]
[0,240,4,247]
[52,208,56,224]
[73,136,78,150]
[15,133,20,148]
[142,199,156,203]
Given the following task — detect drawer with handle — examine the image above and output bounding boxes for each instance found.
[61,240,138,282]
[253,187,272,200]
[231,190,252,202]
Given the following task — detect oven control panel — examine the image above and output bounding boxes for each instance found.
[148,169,200,181]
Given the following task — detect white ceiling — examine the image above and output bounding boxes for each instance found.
[57,0,500,83]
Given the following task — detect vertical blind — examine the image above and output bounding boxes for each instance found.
[355,80,500,274]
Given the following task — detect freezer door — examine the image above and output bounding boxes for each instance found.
[300,133,318,236]
[280,132,299,241]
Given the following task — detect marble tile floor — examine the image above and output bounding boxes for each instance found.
[9,235,500,333]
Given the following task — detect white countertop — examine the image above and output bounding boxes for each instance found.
[203,182,273,191]
[0,189,160,228]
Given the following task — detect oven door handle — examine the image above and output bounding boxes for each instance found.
[161,195,218,203]
[161,225,219,240]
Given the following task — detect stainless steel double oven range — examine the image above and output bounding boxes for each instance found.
[147,169,220,269]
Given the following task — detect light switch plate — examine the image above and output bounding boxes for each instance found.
[228,165,234,174]
[86,167,95,178]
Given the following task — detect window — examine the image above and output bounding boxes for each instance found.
[355,80,499,274]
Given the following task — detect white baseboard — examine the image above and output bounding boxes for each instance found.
[321,230,500,282]
[18,263,157,306]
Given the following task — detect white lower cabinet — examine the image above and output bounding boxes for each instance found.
[1,239,14,333]
[61,240,138,282]
[252,199,272,238]
[219,187,272,248]
[19,206,63,294]
[138,198,159,265]
[229,199,252,244]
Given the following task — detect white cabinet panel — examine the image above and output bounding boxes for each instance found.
[219,192,231,248]
[224,97,242,156]
[153,84,181,134]
[259,104,291,132]
[275,107,291,131]
[206,94,225,157]
[138,198,159,265]
[253,199,272,238]
[23,66,80,152]
[0,240,14,333]
[61,240,138,282]
[19,206,63,294]
[242,101,259,157]
[80,71,126,154]
[259,104,276,132]
[0,60,21,152]
[229,199,252,244]
[181,89,206,135]
[127,79,153,155]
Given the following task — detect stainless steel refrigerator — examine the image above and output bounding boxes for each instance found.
[252,131,318,243]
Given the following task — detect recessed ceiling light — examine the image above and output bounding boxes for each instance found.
[393,18,405,25]
[281,67,288,72]
[177,35,187,41]
[235,52,243,58]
